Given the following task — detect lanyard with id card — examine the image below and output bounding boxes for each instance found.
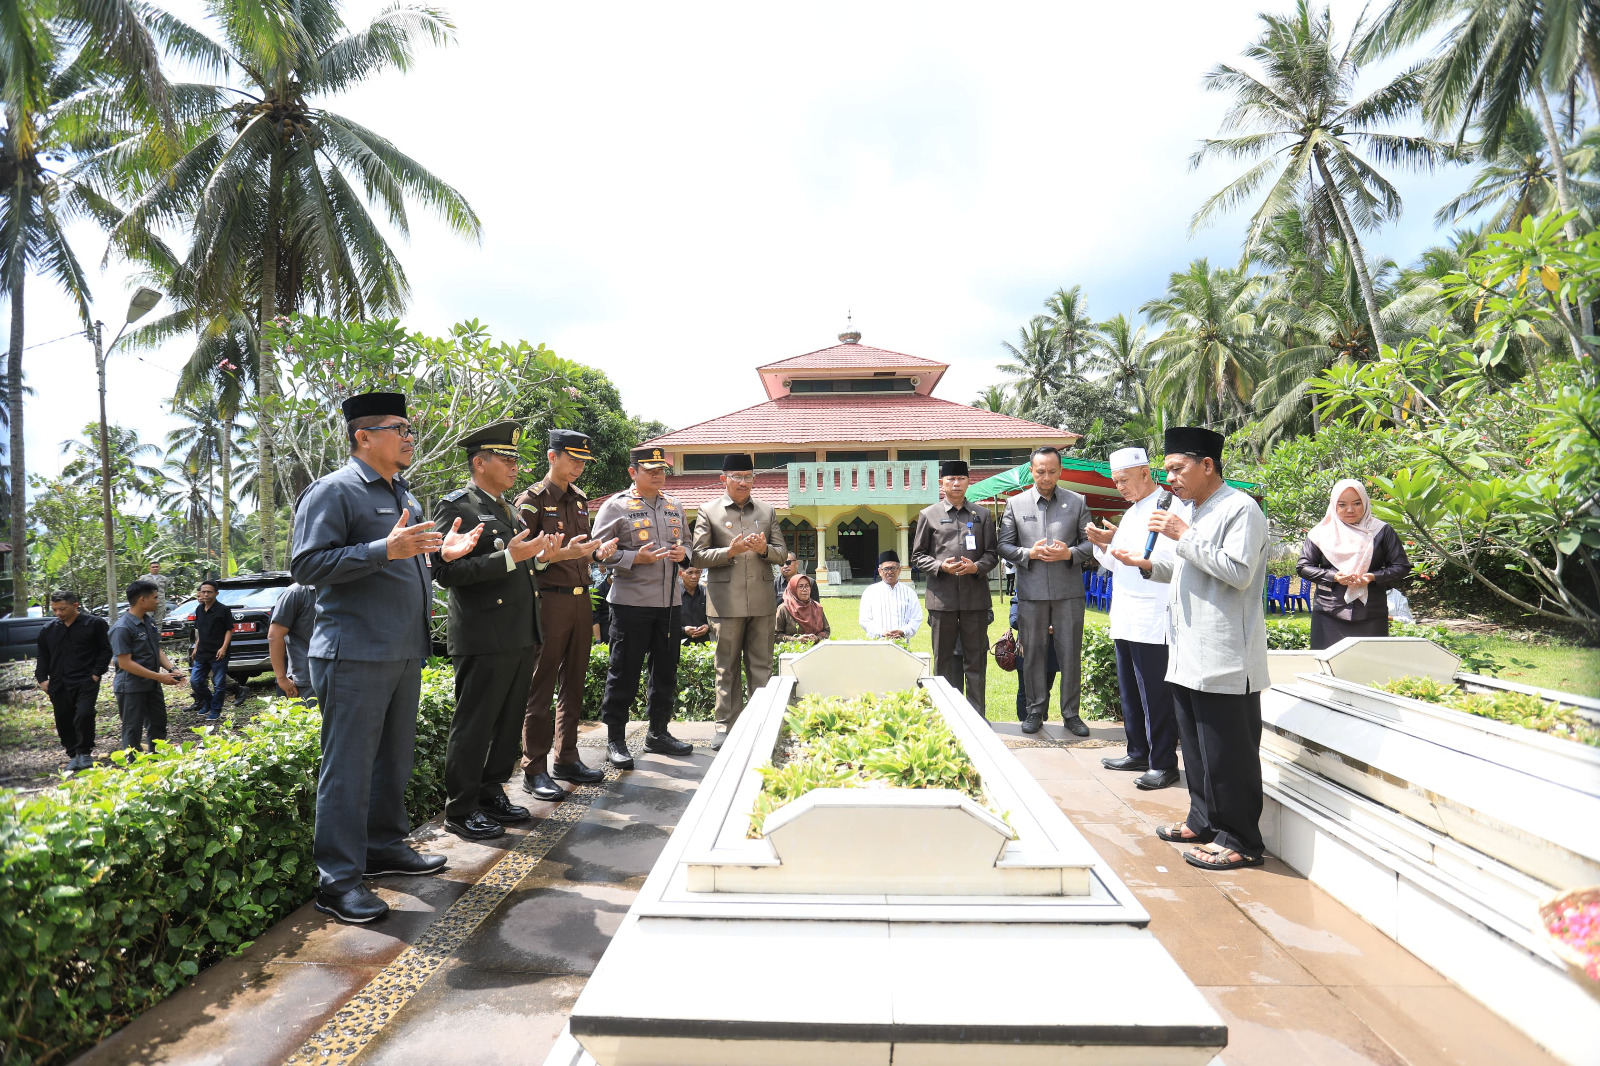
[964,521,977,551]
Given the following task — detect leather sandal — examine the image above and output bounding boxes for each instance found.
[1156,822,1215,844]
[1183,842,1264,871]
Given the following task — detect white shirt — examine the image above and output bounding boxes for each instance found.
[858,580,922,639]
[1092,489,1192,645]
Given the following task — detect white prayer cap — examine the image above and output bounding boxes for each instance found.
[1108,447,1149,471]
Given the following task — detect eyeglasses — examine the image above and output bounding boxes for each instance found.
[364,424,416,441]
[726,474,755,483]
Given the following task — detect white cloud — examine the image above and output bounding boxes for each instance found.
[17,0,1470,491]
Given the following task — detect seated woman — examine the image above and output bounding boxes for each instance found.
[775,573,830,644]
[1297,479,1411,650]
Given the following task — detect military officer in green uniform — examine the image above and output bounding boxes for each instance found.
[433,420,559,840]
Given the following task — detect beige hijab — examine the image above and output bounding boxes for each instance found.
[1308,479,1382,603]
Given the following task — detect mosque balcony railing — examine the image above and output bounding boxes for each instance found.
[787,460,939,507]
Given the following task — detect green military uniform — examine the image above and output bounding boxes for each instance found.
[433,421,544,836]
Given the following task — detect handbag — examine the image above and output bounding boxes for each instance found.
[992,629,1018,672]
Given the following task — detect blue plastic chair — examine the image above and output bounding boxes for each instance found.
[1288,577,1312,613]
[1270,575,1291,614]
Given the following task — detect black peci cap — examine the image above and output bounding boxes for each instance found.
[722,453,755,472]
[548,428,593,461]
[341,391,406,422]
[457,419,522,456]
[939,459,970,478]
[629,445,671,470]
[877,550,900,565]
[1164,426,1226,462]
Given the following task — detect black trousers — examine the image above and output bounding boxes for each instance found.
[1114,640,1178,771]
[599,604,679,741]
[49,680,100,756]
[116,689,167,752]
[930,609,989,714]
[447,645,539,820]
[1172,684,1264,859]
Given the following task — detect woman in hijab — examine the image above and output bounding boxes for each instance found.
[775,572,830,644]
[1297,479,1412,650]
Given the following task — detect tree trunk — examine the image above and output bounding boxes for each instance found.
[1531,81,1593,349]
[8,267,24,614]
[256,145,284,571]
[1312,148,1388,353]
[219,413,232,574]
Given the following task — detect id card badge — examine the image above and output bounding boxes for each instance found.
[964,522,977,551]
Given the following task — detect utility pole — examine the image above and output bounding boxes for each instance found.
[93,288,163,621]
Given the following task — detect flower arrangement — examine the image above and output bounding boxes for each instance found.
[1539,888,1600,997]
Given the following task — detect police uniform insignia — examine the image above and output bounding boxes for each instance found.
[443,488,470,502]
[639,531,651,541]
[494,537,505,550]
[544,506,557,513]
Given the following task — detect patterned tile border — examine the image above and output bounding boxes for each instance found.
[279,772,618,1066]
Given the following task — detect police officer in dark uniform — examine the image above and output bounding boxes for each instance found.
[434,420,560,840]
[291,391,483,924]
[591,445,695,769]
[514,429,617,802]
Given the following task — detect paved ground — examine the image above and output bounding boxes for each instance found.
[73,719,1561,1066]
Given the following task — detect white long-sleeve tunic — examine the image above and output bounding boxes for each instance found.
[1092,489,1192,645]
[857,580,922,639]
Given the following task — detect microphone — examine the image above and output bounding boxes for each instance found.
[1143,491,1174,559]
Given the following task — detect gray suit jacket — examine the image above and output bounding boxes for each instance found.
[692,495,785,618]
[997,485,1095,601]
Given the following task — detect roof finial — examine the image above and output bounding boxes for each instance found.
[838,309,861,345]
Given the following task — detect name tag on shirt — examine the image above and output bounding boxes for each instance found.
[965,533,977,550]
[376,507,396,515]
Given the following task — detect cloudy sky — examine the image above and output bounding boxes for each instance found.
[20,0,1465,485]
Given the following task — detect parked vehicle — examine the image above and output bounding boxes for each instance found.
[0,607,51,662]
[161,598,199,642]
[173,573,294,684]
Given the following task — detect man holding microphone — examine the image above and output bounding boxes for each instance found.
[1085,447,1190,790]
[1112,427,1269,872]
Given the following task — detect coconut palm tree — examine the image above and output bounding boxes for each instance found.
[59,422,163,502]
[1042,286,1102,378]
[998,315,1067,417]
[107,0,481,570]
[972,384,1015,414]
[1190,0,1448,357]
[166,376,245,559]
[1436,106,1600,229]
[1141,259,1268,427]
[159,452,215,558]
[1087,313,1154,415]
[0,1,175,611]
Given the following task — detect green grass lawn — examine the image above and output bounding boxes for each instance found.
[818,594,1600,703]
[819,593,1113,722]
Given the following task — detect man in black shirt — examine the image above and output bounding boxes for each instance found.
[678,567,711,644]
[189,579,234,720]
[36,590,112,771]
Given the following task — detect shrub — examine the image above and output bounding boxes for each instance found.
[1080,626,1121,720]
[0,668,458,1066]
[582,641,718,721]
[1375,675,1599,747]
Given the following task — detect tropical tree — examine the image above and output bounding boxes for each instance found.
[972,383,1014,414]
[997,315,1067,416]
[1087,313,1153,414]
[1141,259,1267,427]
[59,422,163,502]
[0,1,174,611]
[1437,107,1600,230]
[1365,0,1598,337]
[1042,285,1101,378]
[159,452,215,558]
[109,0,481,570]
[1190,0,1448,357]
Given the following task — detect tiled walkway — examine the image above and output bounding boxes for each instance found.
[74,720,1562,1066]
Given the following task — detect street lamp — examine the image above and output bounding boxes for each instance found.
[95,287,162,621]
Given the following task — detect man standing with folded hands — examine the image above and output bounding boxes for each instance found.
[912,459,998,714]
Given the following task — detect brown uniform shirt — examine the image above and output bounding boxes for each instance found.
[515,476,592,592]
[911,499,999,612]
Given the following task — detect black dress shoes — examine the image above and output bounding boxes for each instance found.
[365,848,447,877]
[315,884,389,924]
[551,758,604,784]
[644,730,693,756]
[1101,755,1150,772]
[1021,713,1044,735]
[606,739,635,770]
[483,790,533,821]
[521,772,565,803]
[1136,768,1182,790]
[1063,715,1091,737]
[445,810,505,840]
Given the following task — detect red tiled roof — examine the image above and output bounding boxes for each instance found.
[644,394,1075,448]
[756,343,946,372]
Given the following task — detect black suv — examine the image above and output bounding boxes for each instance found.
[169,572,293,683]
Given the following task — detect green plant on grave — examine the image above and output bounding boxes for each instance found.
[747,689,987,837]
[1374,674,1456,703]
[1375,675,1599,747]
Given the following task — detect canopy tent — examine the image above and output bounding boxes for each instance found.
[968,456,1259,503]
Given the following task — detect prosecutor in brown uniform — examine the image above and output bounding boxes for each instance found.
[691,452,785,749]
[911,459,999,712]
[514,429,615,802]
[433,421,555,841]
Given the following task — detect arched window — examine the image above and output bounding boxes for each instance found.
[778,518,815,568]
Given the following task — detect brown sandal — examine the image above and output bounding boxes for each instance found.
[1183,843,1264,871]
[1156,822,1214,844]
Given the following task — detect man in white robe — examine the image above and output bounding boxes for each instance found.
[858,550,921,640]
